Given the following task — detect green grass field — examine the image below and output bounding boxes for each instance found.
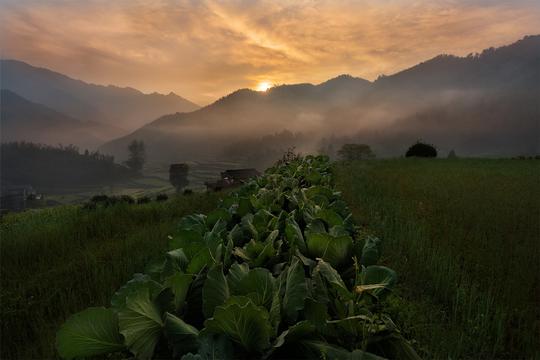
[335,159,540,359]
[2,158,538,359]
[0,192,222,359]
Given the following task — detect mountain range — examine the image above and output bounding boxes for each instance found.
[101,35,540,162]
[0,89,122,149]
[0,59,199,147]
[1,35,538,161]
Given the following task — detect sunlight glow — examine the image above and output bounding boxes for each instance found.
[256,81,273,91]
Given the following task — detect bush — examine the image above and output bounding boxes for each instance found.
[156,194,168,202]
[338,143,375,161]
[90,195,109,203]
[119,195,135,204]
[136,196,151,204]
[405,141,437,158]
[183,189,193,195]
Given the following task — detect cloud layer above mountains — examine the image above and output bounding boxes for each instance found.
[1,0,539,104]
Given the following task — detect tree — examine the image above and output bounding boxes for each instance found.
[447,149,457,159]
[125,140,146,173]
[405,141,437,158]
[169,163,189,192]
[337,143,375,161]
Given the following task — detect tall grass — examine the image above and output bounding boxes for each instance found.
[335,159,540,359]
[0,192,222,359]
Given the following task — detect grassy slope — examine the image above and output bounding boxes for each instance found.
[335,159,540,359]
[0,192,222,359]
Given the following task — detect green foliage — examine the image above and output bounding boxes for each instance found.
[337,143,375,161]
[0,141,134,190]
[405,141,437,157]
[125,139,146,173]
[170,163,190,192]
[1,191,222,359]
[56,156,415,359]
[56,307,124,359]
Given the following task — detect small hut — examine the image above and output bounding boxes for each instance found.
[169,163,189,192]
[205,168,260,192]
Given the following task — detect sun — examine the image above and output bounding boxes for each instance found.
[256,81,272,91]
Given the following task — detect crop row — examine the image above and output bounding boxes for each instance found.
[56,155,419,359]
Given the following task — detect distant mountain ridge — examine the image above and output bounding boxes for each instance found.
[101,35,540,161]
[0,89,123,149]
[0,59,200,131]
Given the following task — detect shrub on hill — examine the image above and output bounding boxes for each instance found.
[405,141,437,157]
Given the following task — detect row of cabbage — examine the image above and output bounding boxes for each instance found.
[56,155,419,359]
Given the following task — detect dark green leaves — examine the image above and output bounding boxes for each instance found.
[56,307,124,359]
[357,265,397,299]
[164,312,199,356]
[56,155,413,360]
[205,296,271,353]
[203,265,230,318]
[118,287,164,360]
[306,232,353,268]
[283,258,308,322]
[360,236,381,267]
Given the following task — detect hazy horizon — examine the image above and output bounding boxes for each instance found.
[2,0,540,105]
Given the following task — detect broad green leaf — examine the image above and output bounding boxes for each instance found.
[360,236,381,267]
[317,209,344,227]
[269,285,281,337]
[305,219,326,235]
[329,225,350,237]
[207,209,232,228]
[253,209,274,234]
[282,257,308,323]
[237,267,275,308]
[252,240,277,267]
[306,232,353,268]
[285,217,307,253]
[165,273,193,311]
[236,197,253,217]
[310,267,330,304]
[273,321,315,349]
[187,248,212,274]
[301,340,387,360]
[56,307,124,359]
[227,262,250,294]
[162,248,190,277]
[229,224,246,246]
[164,312,199,356]
[202,265,230,318]
[241,214,259,241]
[178,214,207,234]
[223,234,235,268]
[265,229,279,243]
[118,287,164,360]
[170,229,204,259]
[191,333,234,360]
[315,260,353,300]
[236,239,276,268]
[303,298,328,330]
[359,266,397,298]
[204,296,271,353]
[111,273,163,310]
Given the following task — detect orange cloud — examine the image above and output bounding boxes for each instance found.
[1,0,539,105]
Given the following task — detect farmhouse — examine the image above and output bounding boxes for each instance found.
[205,168,260,191]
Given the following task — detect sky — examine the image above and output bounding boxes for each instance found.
[1,0,539,105]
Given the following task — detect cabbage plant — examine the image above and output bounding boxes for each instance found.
[56,155,419,359]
